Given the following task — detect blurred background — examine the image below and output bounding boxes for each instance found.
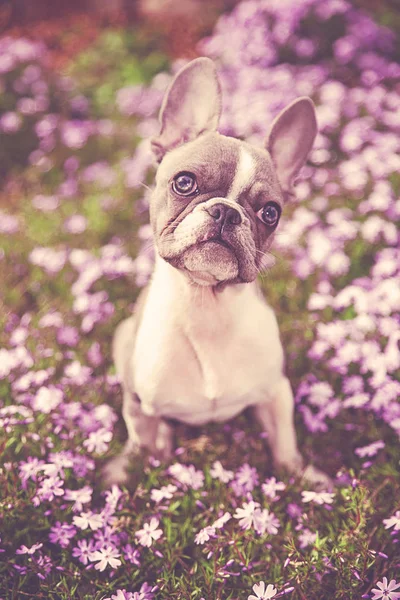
[1,2,400,596]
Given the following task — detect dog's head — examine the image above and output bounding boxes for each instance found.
[149,58,317,287]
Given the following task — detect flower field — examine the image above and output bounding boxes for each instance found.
[0,1,399,599]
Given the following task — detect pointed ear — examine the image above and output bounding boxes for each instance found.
[265,97,317,193]
[151,57,222,162]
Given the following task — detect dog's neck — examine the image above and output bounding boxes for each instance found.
[151,253,259,315]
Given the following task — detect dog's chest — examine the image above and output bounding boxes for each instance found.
[132,276,284,425]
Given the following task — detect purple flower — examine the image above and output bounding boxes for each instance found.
[49,521,76,548]
[0,111,22,133]
[298,528,317,549]
[262,477,286,499]
[16,542,43,555]
[254,509,280,536]
[72,539,96,565]
[56,325,80,346]
[36,475,65,503]
[61,120,92,149]
[123,544,141,566]
[355,440,385,458]
[371,578,400,600]
[231,463,259,495]
[19,456,45,488]
[83,427,112,454]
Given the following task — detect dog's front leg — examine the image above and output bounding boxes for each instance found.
[254,377,333,489]
[102,390,173,486]
[254,377,303,473]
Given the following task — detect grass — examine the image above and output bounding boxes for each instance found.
[0,22,400,600]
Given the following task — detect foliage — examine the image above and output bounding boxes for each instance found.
[0,1,399,599]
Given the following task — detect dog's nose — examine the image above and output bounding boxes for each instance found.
[206,203,242,228]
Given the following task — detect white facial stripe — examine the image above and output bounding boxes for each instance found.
[228,147,256,201]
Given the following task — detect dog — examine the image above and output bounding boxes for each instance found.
[103,57,331,489]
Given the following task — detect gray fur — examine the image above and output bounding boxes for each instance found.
[103,58,331,490]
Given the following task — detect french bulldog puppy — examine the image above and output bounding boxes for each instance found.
[103,57,331,489]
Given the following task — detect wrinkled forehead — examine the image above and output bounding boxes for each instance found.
[156,132,281,200]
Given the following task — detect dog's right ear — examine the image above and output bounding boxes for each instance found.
[151,57,222,162]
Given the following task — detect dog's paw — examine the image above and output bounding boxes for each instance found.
[302,464,334,491]
[101,453,133,488]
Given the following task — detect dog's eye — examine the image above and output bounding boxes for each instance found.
[257,202,281,227]
[172,172,198,196]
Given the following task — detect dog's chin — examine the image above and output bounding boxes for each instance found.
[182,241,239,286]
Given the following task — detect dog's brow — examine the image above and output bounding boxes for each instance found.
[227,147,256,201]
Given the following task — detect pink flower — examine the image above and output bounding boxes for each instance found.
[383,511,400,531]
[16,542,43,555]
[36,476,65,503]
[232,463,259,495]
[211,511,231,529]
[262,477,286,499]
[298,528,317,548]
[168,463,204,489]
[64,485,93,512]
[83,427,112,454]
[135,518,163,547]
[371,577,400,600]
[150,484,177,503]
[248,582,277,600]
[210,460,234,483]
[254,509,280,536]
[355,440,385,458]
[90,545,122,572]
[72,539,96,565]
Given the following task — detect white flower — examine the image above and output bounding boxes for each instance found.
[90,545,121,572]
[301,490,335,505]
[248,581,277,600]
[194,526,215,545]
[233,501,260,530]
[73,511,103,531]
[135,517,162,547]
[383,511,400,531]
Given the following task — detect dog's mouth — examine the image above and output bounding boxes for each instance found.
[182,238,239,285]
[158,217,259,286]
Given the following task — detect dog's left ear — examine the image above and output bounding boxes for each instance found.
[151,57,222,162]
[266,97,317,194]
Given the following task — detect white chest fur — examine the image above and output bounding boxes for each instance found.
[131,258,285,426]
